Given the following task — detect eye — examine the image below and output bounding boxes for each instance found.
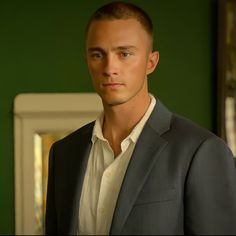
[120,52,132,59]
[91,51,103,60]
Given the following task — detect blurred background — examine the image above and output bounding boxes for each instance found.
[0,0,219,234]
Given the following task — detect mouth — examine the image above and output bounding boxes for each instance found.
[102,82,125,88]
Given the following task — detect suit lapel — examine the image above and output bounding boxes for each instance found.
[110,100,172,235]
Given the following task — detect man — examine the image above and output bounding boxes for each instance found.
[45,1,236,235]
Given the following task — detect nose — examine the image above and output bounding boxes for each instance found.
[103,54,119,77]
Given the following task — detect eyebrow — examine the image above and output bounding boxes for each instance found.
[115,46,138,51]
[87,47,104,53]
[87,45,138,52]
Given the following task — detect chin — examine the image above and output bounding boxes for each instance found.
[101,95,127,107]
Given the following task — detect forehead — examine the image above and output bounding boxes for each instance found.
[86,19,151,48]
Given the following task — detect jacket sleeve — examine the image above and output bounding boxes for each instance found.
[45,143,58,234]
[184,135,236,234]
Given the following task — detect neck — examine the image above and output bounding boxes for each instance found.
[102,92,151,156]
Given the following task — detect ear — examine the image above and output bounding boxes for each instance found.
[146,51,159,75]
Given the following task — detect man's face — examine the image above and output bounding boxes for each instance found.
[86,19,158,107]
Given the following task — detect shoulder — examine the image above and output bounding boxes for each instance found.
[168,113,219,144]
[151,99,218,144]
[168,113,234,165]
[171,114,213,138]
[52,121,95,150]
[160,111,233,163]
[148,99,229,152]
[149,99,216,143]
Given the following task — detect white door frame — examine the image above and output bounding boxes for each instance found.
[14,93,102,235]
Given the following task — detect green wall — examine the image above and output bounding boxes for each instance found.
[0,0,216,234]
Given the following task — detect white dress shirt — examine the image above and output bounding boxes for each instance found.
[79,95,156,235]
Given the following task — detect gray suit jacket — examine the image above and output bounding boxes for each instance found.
[45,100,236,235]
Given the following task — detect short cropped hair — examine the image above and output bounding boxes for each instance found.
[86,1,153,42]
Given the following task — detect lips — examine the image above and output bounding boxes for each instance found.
[102,82,124,88]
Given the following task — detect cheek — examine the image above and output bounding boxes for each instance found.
[87,62,97,75]
[88,63,103,83]
[127,57,148,76]
[126,58,149,87]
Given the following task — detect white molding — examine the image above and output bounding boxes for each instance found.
[14,93,102,235]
